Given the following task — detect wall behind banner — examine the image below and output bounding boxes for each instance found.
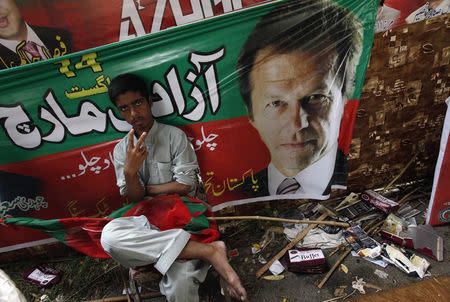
[0,0,270,69]
[0,0,379,252]
[349,13,450,226]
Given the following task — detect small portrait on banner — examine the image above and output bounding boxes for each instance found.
[0,0,72,69]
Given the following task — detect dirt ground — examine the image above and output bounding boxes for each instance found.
[1,185,450,302]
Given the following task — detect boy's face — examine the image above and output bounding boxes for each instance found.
[115,91,154,136]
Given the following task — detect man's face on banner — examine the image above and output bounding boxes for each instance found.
[249,47,343,177]
[0,0,23,40]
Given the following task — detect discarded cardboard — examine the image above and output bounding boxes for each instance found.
[361,190,399,214]
[382,244,430,278]
[285,248,328,274]
[380,214,444,261]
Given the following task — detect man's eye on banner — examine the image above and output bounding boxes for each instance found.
[0,170,43,218]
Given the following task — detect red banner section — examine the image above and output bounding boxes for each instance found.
[427,98,450,226]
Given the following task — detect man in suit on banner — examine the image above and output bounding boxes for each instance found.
[0,0,72,69]
[237,0,363,199]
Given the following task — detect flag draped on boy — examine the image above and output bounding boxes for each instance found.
[0,194,220,258]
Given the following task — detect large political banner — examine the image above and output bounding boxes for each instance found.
[0,0,377,252]
[0,0,269,70]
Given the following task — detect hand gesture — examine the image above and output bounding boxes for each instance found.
[124,129,148,177]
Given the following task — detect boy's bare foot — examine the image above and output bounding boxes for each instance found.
[207,241,248,301]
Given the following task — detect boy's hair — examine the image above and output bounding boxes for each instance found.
[108,73,150,105]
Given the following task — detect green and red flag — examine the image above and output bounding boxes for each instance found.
[0,194,219,258]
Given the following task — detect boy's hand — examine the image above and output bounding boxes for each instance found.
[124,129,148,176]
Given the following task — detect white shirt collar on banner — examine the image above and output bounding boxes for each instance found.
[268,144,337,196]
[0,23,47,54]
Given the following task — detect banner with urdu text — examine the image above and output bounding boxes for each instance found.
[0,0,378,252]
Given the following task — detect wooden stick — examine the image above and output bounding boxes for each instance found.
[384,153,417,192]
[255,212,329,278]
[397,188,420,205]
[327,244,345,258]
[367,219,386,236]
[84,292,163,302]
[208,216,349,228]
[317,247,352,289]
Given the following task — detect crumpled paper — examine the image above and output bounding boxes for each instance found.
[284,223,345,249]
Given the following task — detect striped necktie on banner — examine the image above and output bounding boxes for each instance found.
[276,177,300,195]
[23,41,44,60]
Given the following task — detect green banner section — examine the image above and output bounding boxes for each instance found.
[0,0,377,165]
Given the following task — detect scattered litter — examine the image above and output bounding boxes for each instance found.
[228,248,239,258]
[352,277,367,294]
[22,265,62,287]
[281,297,288,302]
[397,204,421,219]
[269,259,285,275]
[351,277,382,294]
[344,225,381,253]
[284,224,345,249]
[351,251,389,268]
[251,243,261,254]
[381,215,444,261]
[382,244,430,278]
[374,269,389,279]
[40,294,51,302]
[286,248,328,274]
[262,274,285,281]
[337,200,373,220]
[258,254,267,264]
[361,190,399,213]
[319,224,342,235]
[357,245,382,258]
[336,192,359,210]
[352,212,384,224]
[339,264,348,274]
[333,285,347,297]
[260,229,275,251]
[381,213,410,235]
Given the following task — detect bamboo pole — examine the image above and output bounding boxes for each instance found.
[84,292,163,302]
[207,216,349,228]
[317,247,352,289]
[383,153,417,192]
